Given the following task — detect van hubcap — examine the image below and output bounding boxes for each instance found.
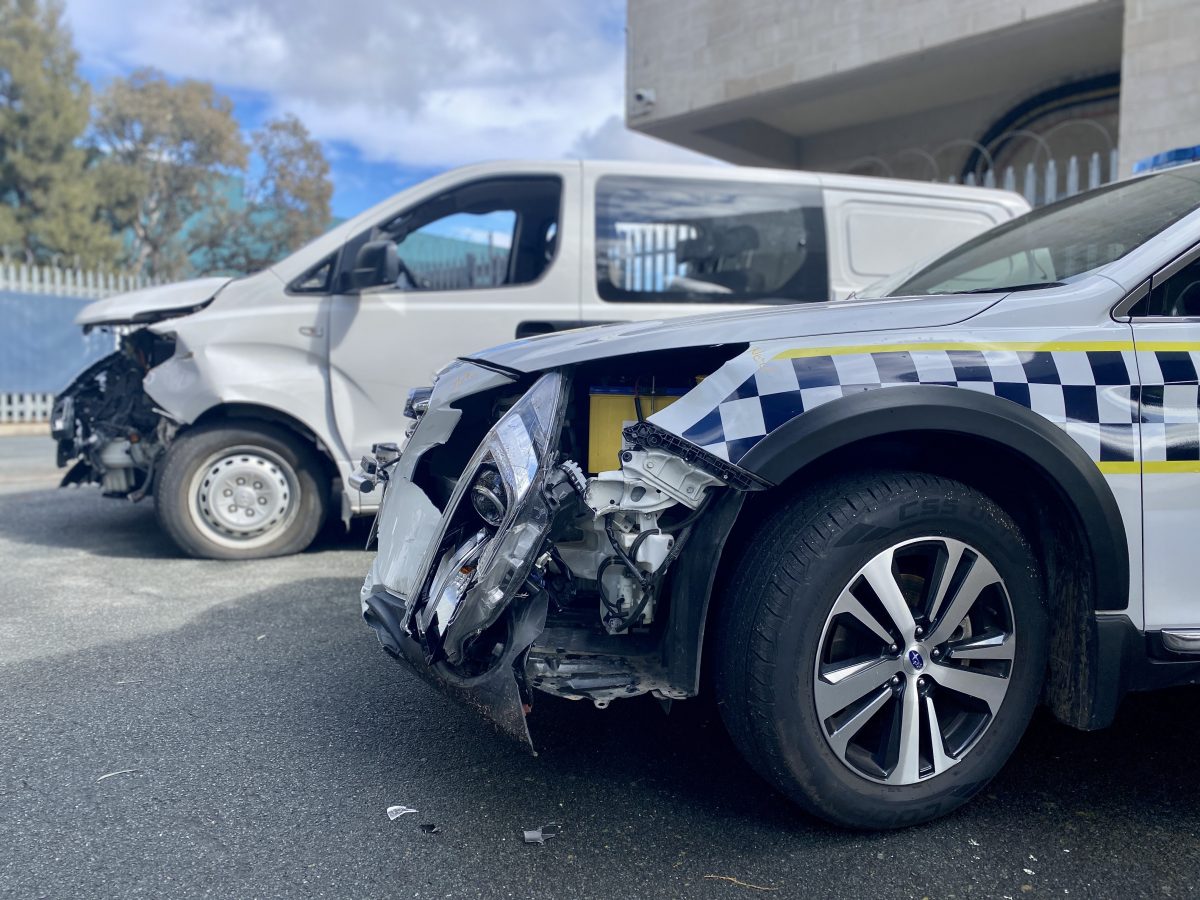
[189,446,300,550]
[813,537,1016,785]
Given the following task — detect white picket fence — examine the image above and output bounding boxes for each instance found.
[0,262,159,299]
[0,392,54,424]
[411,251,508,290]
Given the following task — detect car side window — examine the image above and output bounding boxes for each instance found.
[380,176,561,292]
[595,175,828,303]
[1131,253,1200,317]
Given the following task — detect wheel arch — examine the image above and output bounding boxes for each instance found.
[183,402,342,491]
[664,385,1132,730]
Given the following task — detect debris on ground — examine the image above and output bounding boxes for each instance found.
[420,823,441,834]
[114,679,143,685]
[522,823,563,845]
[702,875,779,892]
[386,805,418,820]
[95,769,143,783]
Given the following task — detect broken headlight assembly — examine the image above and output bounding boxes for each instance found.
[469,466,508,526]
[415,372,568,667]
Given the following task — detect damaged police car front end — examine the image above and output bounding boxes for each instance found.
[357,338,760,747]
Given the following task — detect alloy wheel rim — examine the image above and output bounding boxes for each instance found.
[813,536,1016,786]
[188,446,300,550]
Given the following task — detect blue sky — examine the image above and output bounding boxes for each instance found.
[65,1,709,218]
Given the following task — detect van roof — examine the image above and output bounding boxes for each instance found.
[574,158,1029,205]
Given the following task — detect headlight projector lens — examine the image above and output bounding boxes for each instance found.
[470,466,508,526]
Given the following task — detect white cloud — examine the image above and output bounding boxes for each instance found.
[64,0,714,170]
[570,115,720,164]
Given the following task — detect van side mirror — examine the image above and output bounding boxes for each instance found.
[348,240,400,291]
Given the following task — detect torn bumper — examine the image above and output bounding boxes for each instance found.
[362,586,548,750]
[360,372,569,751]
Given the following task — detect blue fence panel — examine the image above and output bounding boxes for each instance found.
[0,291,114,394]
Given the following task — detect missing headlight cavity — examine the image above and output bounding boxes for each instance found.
[409,378,534,510]
[53,328,177,498]
[520,344,751,707]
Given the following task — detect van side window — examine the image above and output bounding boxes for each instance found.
[595,176,827,303]
[1133,252,1200,317]
[290,256,334,293]
[383,177,561,291]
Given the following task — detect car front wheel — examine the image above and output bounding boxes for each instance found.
[155,422,328,560]
[714,471,1047,828]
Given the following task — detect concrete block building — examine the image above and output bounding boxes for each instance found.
[626,0,1200,201]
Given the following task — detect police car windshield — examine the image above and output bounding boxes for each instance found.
[872,167,1200,298]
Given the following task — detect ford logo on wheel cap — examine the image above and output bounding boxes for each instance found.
[908,649,925,670]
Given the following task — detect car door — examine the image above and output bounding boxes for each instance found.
[1129,243,1200,634]
[327,165,581,484]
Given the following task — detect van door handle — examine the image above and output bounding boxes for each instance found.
[515,320,625,339]
[299,325,324,338]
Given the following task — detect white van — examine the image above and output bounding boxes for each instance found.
[53,160,1029,559]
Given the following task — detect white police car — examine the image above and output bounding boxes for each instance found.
[357,165,1200,828]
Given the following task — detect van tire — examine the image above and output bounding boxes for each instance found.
[155,422,328,560]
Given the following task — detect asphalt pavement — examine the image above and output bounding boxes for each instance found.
[1,433,1197,899]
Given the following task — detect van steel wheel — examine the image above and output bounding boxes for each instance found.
[714,471,1046,829]
[156,422,328,560]
[187,445,301,552]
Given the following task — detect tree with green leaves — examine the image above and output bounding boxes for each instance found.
[93,68,248,278]
[194,113,333,275]
[0,0,116,267]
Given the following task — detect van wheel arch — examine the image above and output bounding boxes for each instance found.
[185,402,341,489]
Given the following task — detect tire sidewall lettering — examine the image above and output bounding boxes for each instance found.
[897,496,985,523]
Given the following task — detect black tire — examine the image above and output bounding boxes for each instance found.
[714,470,1047,829]
[155,422,328,560]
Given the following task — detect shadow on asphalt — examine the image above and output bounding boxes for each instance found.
[0,485,373,559]
[6,480,1200,893]
[16,573,1200,829]
[6,487,1200,834]
[8,563,1200,896]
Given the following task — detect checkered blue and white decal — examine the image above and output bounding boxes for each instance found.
[647,341,1200,473]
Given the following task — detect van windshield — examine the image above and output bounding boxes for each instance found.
[863,167,1200,298]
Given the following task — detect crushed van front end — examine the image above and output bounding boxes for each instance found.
[52,329,177,499]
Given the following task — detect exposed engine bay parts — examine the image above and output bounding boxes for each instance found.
[52,330,176,499]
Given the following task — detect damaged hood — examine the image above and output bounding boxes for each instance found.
[75,276,232,328]
[466,293,1005,373]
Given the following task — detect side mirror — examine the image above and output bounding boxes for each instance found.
[348,240,400,291]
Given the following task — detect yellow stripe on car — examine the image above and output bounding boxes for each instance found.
[770,341,1142,360]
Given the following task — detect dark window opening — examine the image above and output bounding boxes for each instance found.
[595,175,827,304]
[1135,251,1200,317]
[290,256,334,294]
